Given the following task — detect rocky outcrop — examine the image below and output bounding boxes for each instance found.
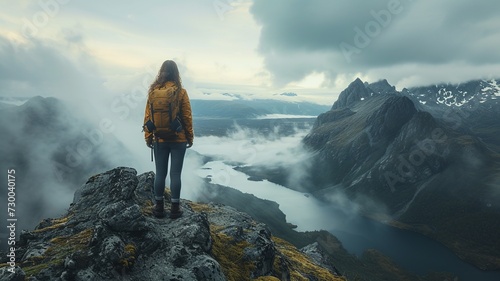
[0,167,344,281]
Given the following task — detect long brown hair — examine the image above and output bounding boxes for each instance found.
[148,60,182,93]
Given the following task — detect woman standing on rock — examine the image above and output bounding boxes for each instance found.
[143,60,194,219]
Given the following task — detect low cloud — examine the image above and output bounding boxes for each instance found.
[191,123,312,166]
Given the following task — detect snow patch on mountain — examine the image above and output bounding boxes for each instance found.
[404,79,500,107]
[482,79,500,98]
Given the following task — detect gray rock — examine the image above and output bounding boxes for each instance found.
[192,256,225,281]
[75,268,102,281]
[21,243,49,260]
[301,242,341,276]
[9,167,341,281]
[0,267,25,281]
[105,204,148,232]
[99,235,125,265]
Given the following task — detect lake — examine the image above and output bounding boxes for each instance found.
[194,160,500,281]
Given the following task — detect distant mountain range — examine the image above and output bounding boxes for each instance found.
[189,99,330,136]
[404,79,500,108]
[191,99,329,119]
[303,78,500,270]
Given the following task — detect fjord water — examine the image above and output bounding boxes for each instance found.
[195,160,500,281]
[187,116,500,280]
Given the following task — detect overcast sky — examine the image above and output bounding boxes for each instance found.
[1,0,500,105]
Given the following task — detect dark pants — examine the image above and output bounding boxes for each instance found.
[153,142,187,202]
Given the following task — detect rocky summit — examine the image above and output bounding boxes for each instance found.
[0,167,344,281]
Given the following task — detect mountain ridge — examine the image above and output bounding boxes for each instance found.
[303,77,500,270]
[190,99,329,119]
[403,79,500,108]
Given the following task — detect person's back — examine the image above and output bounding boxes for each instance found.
[143,60,194,219]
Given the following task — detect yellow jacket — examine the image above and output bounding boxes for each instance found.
[143,81,194,144]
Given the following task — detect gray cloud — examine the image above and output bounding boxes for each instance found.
[251,0,388,52]
[250,0,500,86]
[0,32,109,105]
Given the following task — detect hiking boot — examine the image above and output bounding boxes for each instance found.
[153,200,165,218]
[170,202,183,219]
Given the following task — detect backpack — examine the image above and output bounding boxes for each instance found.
[146,86,183,139]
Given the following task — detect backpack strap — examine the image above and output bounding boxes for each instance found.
[177,91,185,129]
[149,101,155,125]
[149,100,158,142]
[173,87,183,124]
[169,102,173,128]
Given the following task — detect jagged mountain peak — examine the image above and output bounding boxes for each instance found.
[1,167,344,281]
[332,78,500,113]
[368,79,397,95]
[352,77,364,85]
[331,78,399,110]
[331,78,374,110]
